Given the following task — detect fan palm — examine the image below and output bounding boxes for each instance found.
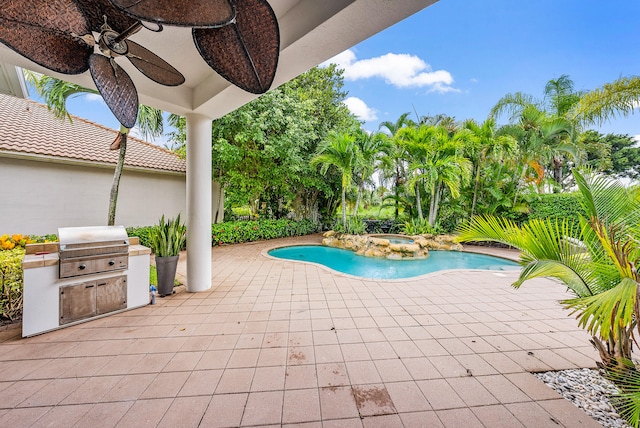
[458,170,640,364]
[458,169,640,426]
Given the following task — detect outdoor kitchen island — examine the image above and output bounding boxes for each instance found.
[21,226,151,337]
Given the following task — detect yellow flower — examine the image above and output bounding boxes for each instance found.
[1,240,15,250]
[11,234,22,242]
[0,234,8,242]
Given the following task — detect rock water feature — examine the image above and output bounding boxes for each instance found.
[322,231,463,259]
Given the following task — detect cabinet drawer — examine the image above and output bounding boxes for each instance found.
[97,276,127,315]
[59,281,97,325]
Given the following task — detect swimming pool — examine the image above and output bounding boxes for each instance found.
[268,245,520,279]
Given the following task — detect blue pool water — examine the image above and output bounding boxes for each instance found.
[268,246,520,279]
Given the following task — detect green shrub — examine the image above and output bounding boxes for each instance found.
[0,248,24,321]
[504,192,587,224]
[345,217,366,235]
[527,193,587,221]
[211,219,319,245]
[126,226,154,248]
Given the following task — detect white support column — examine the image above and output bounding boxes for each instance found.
[185,113,213,292]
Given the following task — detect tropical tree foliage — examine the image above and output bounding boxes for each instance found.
[582,131,640,181]
[491,75,583,190]
[170,65,359,223]
[310,131,358,228]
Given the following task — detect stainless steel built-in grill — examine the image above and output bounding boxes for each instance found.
[57,226,129,325]
[23,225,151,337]
[58,225,129,278]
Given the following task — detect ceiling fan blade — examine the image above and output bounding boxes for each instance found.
[81,0,139,34]
[109,0,235,28]
[89,54,138,129]
[126,40,185,86]
[0,0,92,74]
[193,0,279,94]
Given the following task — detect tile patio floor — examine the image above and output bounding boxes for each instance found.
[0,234,603,427]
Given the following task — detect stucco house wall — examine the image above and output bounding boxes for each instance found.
[0,156,224,235]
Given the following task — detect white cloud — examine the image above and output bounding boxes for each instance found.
[323,49,456,92]
[470,78,479,83]
[84,93,104,103]
[343,97,378,121]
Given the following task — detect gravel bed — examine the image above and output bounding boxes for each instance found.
[535,368,631,428]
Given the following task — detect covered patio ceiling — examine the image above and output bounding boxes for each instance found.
[0,0,438,120]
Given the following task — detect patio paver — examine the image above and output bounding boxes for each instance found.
[0,234,605,427]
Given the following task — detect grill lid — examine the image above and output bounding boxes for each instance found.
[58,226,129,259]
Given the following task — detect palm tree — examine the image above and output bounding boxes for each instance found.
[463,118,517,217]
[351,129,389,216]
[574,75,640,126]
[457,169,640,426]
[395,124,437,220]
[491,75,583,189]
[458,170,640,363]
[499,105,572,198]
[310,132,358,228]
[379,112,414,219]
[26,72,164,225]
[398,125,472,226]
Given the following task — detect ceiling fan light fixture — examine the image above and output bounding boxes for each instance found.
[141,21,163,32]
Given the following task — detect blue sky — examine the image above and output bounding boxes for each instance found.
[328,0,640,137]
[29,0,640,142]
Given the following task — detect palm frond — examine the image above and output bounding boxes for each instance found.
[575,75,640,126]
[563,277,638,340]
[604,360,640,428]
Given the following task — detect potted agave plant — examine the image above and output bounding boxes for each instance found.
[150,214,186,296]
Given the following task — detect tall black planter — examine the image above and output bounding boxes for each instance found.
[156,255,179,296]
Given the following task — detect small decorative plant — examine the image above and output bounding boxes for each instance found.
[149,214,186,257]
[403,218,437,235]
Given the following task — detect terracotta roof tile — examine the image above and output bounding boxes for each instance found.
[0,94,186,173]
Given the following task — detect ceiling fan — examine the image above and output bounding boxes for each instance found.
[0,0,280,129]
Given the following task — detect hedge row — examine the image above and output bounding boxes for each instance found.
[127,218,320,249]
[504,192,588,224]
[212,219,319,245]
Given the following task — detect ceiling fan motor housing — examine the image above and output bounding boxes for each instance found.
[98,29,129,57]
